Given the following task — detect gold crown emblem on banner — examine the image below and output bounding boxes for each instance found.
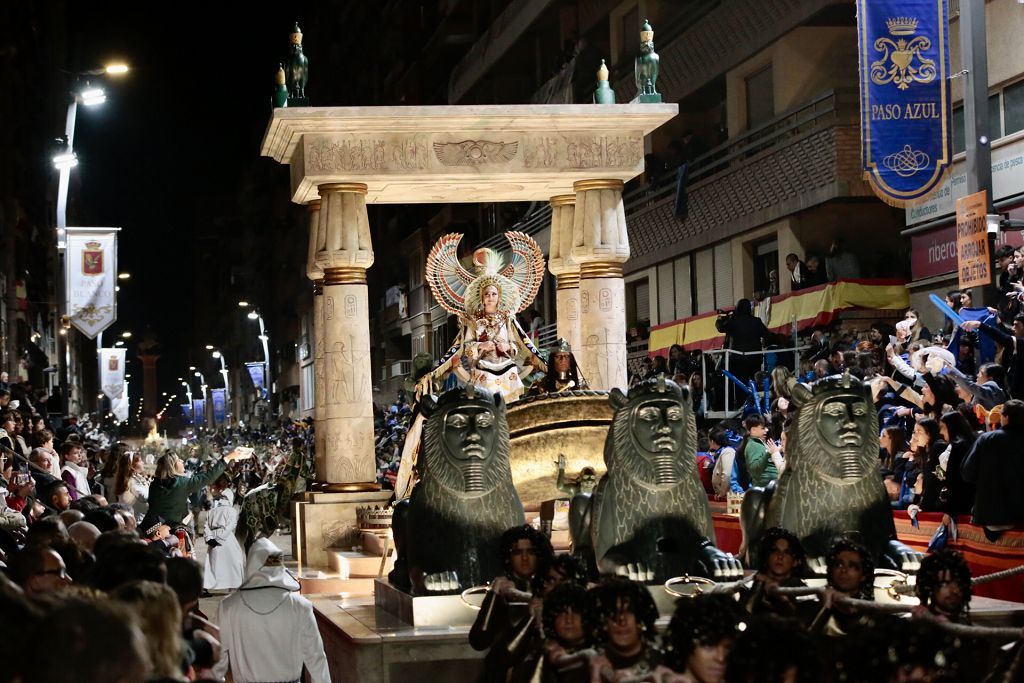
[886,17,918,36]
[85,241,101,250]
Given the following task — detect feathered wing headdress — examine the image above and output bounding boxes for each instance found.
[425,231,545,318]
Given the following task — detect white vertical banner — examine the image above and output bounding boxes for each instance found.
[111,380,129,423]
[100,348,126,400]
[66,228,119,339]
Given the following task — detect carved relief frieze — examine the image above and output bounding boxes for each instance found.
[305,135,429,173]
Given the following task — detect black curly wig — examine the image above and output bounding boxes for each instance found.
[916,549,971,619]
[726,614,822,683]
[662,594,744,672]
[590,577,660,646]
[499,524,554,580]
[531,553,585,595]
[826,537,875,601]
[542,582,597,648]
[756,527,806,574]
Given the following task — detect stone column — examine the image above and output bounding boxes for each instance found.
[304,199,328,485]
[313,183,378,490]
[570,180,629,391]
[547,195,581,355]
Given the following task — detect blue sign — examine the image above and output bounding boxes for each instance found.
[857,0,952,206]
[193,399,206,427]
[180,403,193,425]
[246,361,267,399]
[211,388,227,425]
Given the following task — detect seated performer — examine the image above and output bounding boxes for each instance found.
[808,537,876,637]
[588,577,663,682]
[914,549,972,624]
[423,232,547,402]
[535,339,587,394]
[661,594,744,683]
[520,582,597,683]
[740,527,807,617]
[470,524,554,681]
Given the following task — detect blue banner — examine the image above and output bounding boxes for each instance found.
[857,0,952,206]
[246,361,266,399]
[180,403,192,425]
[211,388,227,425]
[193,399,206,427]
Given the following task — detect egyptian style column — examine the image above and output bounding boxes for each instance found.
[547,195,581,355]
[570,179,629,391]
[304,199,328,485]
[313,183,378,490]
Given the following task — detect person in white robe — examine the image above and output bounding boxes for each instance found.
[203,491,244,591]
[212,538,330,683]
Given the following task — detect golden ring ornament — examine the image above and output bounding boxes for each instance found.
[663,574,717,599]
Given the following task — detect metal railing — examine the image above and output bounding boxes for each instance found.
[699,345,810,420]
[622,89,842,214]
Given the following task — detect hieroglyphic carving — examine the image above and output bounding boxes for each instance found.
[306,136,429,173]
[324,296,335,320]
[432,140,519,166]
[524,136,559,167]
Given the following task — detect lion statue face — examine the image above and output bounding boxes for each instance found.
[420,386,512,496]
[788,372,879,481]
[607,376,697,486]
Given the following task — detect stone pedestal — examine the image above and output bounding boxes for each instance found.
[292,489,393,569]
[571,180,629,391]
[314,183,378,488]
[547,194,581,354]
[138,352,160,418]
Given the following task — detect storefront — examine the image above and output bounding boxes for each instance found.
[904,134,1024,331]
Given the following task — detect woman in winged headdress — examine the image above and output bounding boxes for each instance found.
[422,231,547,403]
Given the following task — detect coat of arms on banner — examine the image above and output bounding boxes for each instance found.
[82,241,104,276]
[108,355,119,371]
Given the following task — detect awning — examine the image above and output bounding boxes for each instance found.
[649,279,910,353]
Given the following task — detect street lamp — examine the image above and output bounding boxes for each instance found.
[211,348,230,411]
[240,305,271,402]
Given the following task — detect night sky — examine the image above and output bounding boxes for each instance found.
[60,2,324,404]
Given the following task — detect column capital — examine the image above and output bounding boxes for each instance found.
[315,183,374,272]
[548,194,579,278]
[571,179,629,265]
[549,194,576,207]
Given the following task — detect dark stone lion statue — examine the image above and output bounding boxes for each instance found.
[389,385,525,594]
[741,371,922,572]
[587,376,742,582]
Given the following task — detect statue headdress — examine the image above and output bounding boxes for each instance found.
[425,231,545,319]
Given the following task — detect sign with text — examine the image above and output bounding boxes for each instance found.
[857,0,953,206]
[956,190,991,289]
[65,228,119,338]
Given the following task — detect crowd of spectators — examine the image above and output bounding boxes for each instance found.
[373,391,413,489]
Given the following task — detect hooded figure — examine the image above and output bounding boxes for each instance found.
[203,495,244,590]
[213,538,330,683]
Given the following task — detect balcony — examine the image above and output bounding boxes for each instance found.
[610,0,846,104]
[623,89,867,273]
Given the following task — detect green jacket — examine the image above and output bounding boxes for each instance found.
[146,459,227,524]
[743,438,778,487]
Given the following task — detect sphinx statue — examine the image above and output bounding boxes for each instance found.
[389,386,525,594]
[741,371,923,572]
[587,376,742,582]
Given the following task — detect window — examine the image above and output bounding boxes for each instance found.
[746,65,774,130]
[752,239,779,296]
[953,93,1003,155]
[1005,80,1024,136]
[626,279,650,328]
[301,363,314,411]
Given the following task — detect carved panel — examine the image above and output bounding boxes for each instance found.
[432,140,519,166]
[305,135,429,173]
[523,135,642,169]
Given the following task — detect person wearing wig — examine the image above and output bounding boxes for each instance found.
[661,595,744,683]
[588,577,662,682]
